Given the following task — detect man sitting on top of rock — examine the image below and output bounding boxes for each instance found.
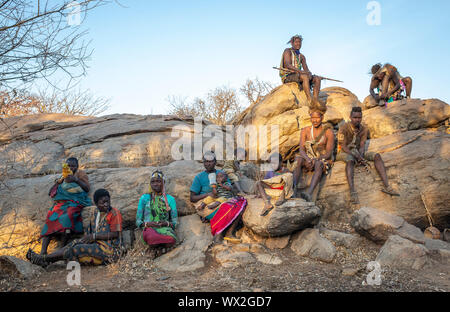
[256,153,294,217]
[293,108,335,202]
[369,63,413,106]
[336,107,400,204]
[279,34,324,108]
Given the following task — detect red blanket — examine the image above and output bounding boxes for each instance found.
[210,197,247,236]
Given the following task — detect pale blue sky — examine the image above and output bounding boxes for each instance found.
[74,0,450,115]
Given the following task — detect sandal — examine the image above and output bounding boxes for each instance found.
[224,236,241,244]
[26,249,48,268]
[381,186,400,196]
[260,203,274,217]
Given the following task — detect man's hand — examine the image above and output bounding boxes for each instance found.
[144,222,161,228]
[305,157,314,170]
[65,175,78,184]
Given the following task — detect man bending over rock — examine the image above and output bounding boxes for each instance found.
[279,34,324,109]
[336,107,400,204]
[256,153,294,217]
[293,108,335,202]
[369,63,412,106]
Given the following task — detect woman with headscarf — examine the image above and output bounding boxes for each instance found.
[136,170,178,258]
[27,189,124,267]
[39,157,92,255]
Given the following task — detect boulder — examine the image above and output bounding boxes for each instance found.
[239,175,256,194]
[350,207,425,244]
[239,228,290,250]
[362,98,449,139]
[424,238,450,252]
[362,95,379,110]
[375,235,429,270]
[290,229,336,263]
[153,215,213,272]
[319,227,363,248]
[0,113,222,178]
[233,84,361,159]
[212,243,282,267]
[242,197,321,237]
[0,256,44,279]
[317,129,450,229]
[0,160,204,234]
[264,235,291,250]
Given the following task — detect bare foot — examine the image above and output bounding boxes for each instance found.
[260,200,274,216]
[275,197,286,206]
[300,192,312,202]
[350,191,359,205]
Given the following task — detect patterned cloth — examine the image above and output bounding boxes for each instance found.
[210,197,247,236]
[195,196,229,219]
[262,172,294,201]
[216,182,234,199]
[40,182,92,238]
[136,193,178,246]
[63,207,123,265]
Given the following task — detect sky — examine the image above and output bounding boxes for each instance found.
[70,0,450,115]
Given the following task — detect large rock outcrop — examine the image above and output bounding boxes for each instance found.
[235,86,449,229]
[318,128,450,229]
[0,113,221,178]
[153,215,213,272]
[233,84,361,159]
[0,113,227,258]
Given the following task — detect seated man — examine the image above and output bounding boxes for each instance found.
[136,170,178,259]
[27,189,124,267]
[336,107,400,204]
[256,153,294,216]
[279,34,324,108]
[197,171,235,212]
[39,157,92,255]
[293,108,335,202]
[369,63,412,106]
[190,151,243,242]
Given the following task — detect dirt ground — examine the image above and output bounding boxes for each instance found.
[1,239,449,293]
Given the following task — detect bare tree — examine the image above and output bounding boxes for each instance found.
[166,95,196,118]
[204,86,242,125]
[240,77,276,106]
[0,87,110,118]
[167,86,242,125]
[0,0,111,89]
